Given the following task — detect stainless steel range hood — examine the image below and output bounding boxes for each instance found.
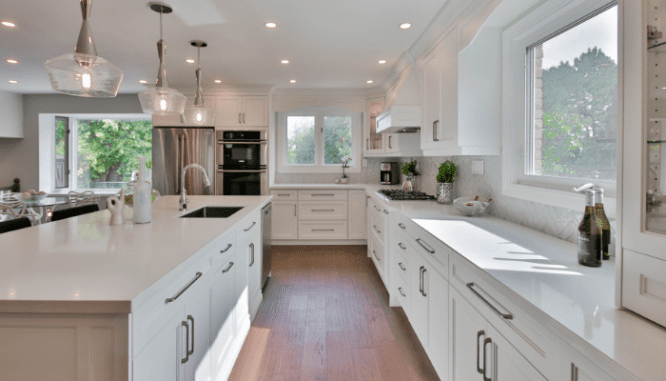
[376,65,421,133]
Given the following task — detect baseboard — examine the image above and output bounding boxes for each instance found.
[271,239,367,245]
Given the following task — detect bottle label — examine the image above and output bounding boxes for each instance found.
[578,231,601,267]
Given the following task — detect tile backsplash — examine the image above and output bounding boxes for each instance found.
[274,158,387,184]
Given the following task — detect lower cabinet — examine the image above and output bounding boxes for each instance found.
[211,251,237,379]
[133,311,184,381]
[238,224,263,321]
[271,202,298,240]
[185,281,212,381]
[558,341,613,381]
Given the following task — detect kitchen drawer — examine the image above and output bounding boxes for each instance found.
[132,252,212,357]
[395,246,410,285]
[236,211,260,243]
[211,231,235,268]
[368,197,388,219]
[269,189,298,201]
[394,271,410,315]
[298,220,348,240]
[410,228,449,279]
[299,201,348,220]
[368,212,385,243]
[369,232,385,281]
[623,249,666,328]
[298,190,347,201]
[449,254,555,378]
[395,212,419,238]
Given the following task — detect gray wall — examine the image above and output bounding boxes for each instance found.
[0,94,143,191]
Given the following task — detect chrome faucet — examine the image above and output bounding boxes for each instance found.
[179,164,212,211]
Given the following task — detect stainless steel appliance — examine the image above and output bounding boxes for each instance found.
[261,203,272,289]
[216,130,268,195]
[376,189,436,202]
[152,127,215,196]
[380,162,401,185]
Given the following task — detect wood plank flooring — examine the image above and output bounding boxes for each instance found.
[229,245,440,381]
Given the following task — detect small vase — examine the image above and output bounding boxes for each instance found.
[403,175,418,192]
[437,183,454,204]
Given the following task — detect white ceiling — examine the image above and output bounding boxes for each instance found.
[0,0,448,94]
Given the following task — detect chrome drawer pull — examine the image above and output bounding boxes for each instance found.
[312,209,335,212]
[476,330,485,374]
[222,261,235,273]
[383,209,389,214]
[372,250,380,261]
[483,337,492,381]
[249,243,255,267]
[187,315,195,356]
[571,364,579,381]
[398,243,406,250]
[312,194,335,197]
[398,223,406,230]
[415,238,435,254]
[467,282,513,320]
[220,244,232,253]
[398,287,406,297]
[278,194,291,196]
[166,272,203,304]
[420,267,427,297]
[244,221,256,232]
[373,225,381,234]
[313,229,335,232]
[181,320,190,363]
[373,205,381,211]
[398,262,406,271]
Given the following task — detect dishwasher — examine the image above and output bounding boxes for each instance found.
[261,203,272,289]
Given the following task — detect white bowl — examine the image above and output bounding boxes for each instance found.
[454,197,490,217]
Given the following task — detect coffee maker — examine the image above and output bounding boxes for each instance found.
[380,162,400,185]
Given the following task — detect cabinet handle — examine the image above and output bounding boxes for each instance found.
[467,282,513,320]
[220,243,232,254]
[222,261,235,273]
[571,363,579,381]
[165,272,203,304]
[312,194,335,197]
[433,120,440,141]
[278,194,291,196]
[367,138,369,150]
[294,204,297,217]
[372,250,380,261]
[187,315,195,357]
[243,112,246,124]
[398,262,406,271]
[398,242,406,250]
[239,113,242,124]
[244,221,256,232]
[313,229,335,232]
[373,205,381,211]
[421,267,427,297]
[398,223,406,230]
[181,320,190,364]
[419,266,424,295]
[313,209,335,212]
[476,330,485,374]
[373,225,381,234]
[383,209,389,215]
[398,287,406,297]
[415,238,435,254]
[483,337,492,381]
[388,135,393,149]
[249,243,255,267]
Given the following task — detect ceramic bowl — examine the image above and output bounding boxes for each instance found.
[453,197,490,217]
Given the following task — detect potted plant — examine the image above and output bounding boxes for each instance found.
[401,158,419,192]
[436,160,457,204]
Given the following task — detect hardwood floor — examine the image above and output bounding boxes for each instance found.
[229,245,440,381]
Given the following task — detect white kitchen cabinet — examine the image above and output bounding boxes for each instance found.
[184,281,211,381]
[215,97,243,128]
[364,99,423,157]
[0,90,23,138]
[210,251,237,379]
[133,311,184,381]
[428,264,448,377]
[449,286,487,381]
[215,95,268,128]
[242,96,269,126]
[488,324,546,381]
[271,202,298,240]
[558,341,613,381]
[237,221,262,321]
[409,250,430,345]
[348,190,367,240]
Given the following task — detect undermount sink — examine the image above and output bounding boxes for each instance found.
[180,206,244,218]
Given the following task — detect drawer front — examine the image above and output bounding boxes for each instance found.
[236,211,260,243]
[395,247,410,285]
[394,272,410,315]
[269,189,298,201]
[368,197,388,220]
[369,232,385,280]
[448,255,554,377]
[298,220,348,240]
[298,190,347,201]
[211,231,236,268]
[395,212,418,238]
[299,201,348,220]
[623,249,666,328]
[410,230,448,279]
[368,212,385,243]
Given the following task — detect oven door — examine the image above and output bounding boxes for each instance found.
[216,141,267,169]
[216,169,268,196]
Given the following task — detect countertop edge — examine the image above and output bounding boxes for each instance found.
[0,300,132,314]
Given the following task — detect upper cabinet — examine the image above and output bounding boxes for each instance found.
[364,99,422,157]
[0,90,23,138]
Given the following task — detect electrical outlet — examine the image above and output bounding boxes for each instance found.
[471,160,484,175]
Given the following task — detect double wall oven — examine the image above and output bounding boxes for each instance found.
[216,130,268,195]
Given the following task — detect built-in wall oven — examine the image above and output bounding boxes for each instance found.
[215,130,268,195]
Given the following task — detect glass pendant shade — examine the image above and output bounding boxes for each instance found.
[182,42,215,125]
[45,0,123,97]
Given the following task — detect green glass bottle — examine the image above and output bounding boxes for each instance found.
[593,189,611,260]
[577,190,602,267]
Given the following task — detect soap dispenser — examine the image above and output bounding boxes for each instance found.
[133,157,152,224]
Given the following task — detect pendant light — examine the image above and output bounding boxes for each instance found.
[45,0,123,97]
[138,2,186,115]
[182,41,215,125]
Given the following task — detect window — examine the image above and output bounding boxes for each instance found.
[55,117,69,189]
[278,107,361,173]
[503,0,619,213]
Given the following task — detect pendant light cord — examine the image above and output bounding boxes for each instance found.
[159,10,163,40]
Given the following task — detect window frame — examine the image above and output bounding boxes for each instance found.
[277,106,362,174]
[54,116,70,189]
[502,0,619,216]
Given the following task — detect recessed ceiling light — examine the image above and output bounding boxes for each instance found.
[281,60,289,64]
[1,21,16,28]
[290,80,296,83]
[8,80,18,84]
[367,80,374,84]
[139,80,148,84]
[378,60,387,65]
[185,59,195,64]
[5,59,18,64]
[265,22,277,29]
[214,79,222,83]
[399,23,412,30]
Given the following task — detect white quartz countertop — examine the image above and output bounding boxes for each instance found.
[0,196,272,313]
[374,199,666,381]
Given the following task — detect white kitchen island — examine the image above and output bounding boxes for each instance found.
[0,195,272,381]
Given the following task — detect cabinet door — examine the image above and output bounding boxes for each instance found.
[366,100,385,155]
[427,266,448,377]
[422,48,440,150]
[241,231,262,320]
[211,256,237,377]
[272,202,298,240]
[242,96,268,126]
[348,190,367,239]
[438,28,458,142]
[216,97,243,128]
[184,283,211,381]
[386,134,399,153]
[234,234,250,332]
[558,342,614,381]
[449,286,486,381]
[133,310,185,381]
[487,325,546,381]
[410,252,429,345]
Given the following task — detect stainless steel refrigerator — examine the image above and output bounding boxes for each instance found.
[152,127,215,196]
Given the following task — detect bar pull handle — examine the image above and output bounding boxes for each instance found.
[312,209,335,212]
[313,229,335,232]
[367,138,369,150]
[166,272,203,303]
[277,194,291,196]
[398,243,406,250]
[239,113,242,124]
[373,205,381,212]
[421,267,427,297]
[398,262,406,271]
[415,238,435,254]
[419,266,424,295]
[181,320,189,364]
[477,330,485,374]
[220,243,232,254]
[383,209,389,214]
[398,223,406,230]
[571,363,579,381]
[388,135,393,149]
[294,205,297,217]
[249,243,255,267]
[483,337,492,381]
[244,221,256,232]
[222,261,235,273]
[187,315,195,357]
[467,282,513,320]
[372,250,380,261]
[243,113,246,124]
[312,194,335,197]
[433,120,440,141]
[398,287,406,297]
[373,225,381,234]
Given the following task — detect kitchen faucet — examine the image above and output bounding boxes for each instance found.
[179,164,212,211]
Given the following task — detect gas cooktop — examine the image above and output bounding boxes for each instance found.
[376,189,436,202]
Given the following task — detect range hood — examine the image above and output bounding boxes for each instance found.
[376,66,421,133]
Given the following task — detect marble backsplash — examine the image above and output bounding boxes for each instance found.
[273,158,388,184]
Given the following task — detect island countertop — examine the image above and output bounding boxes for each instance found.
[0,196,272,313]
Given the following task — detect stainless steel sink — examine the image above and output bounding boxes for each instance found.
[179,206,244,218]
